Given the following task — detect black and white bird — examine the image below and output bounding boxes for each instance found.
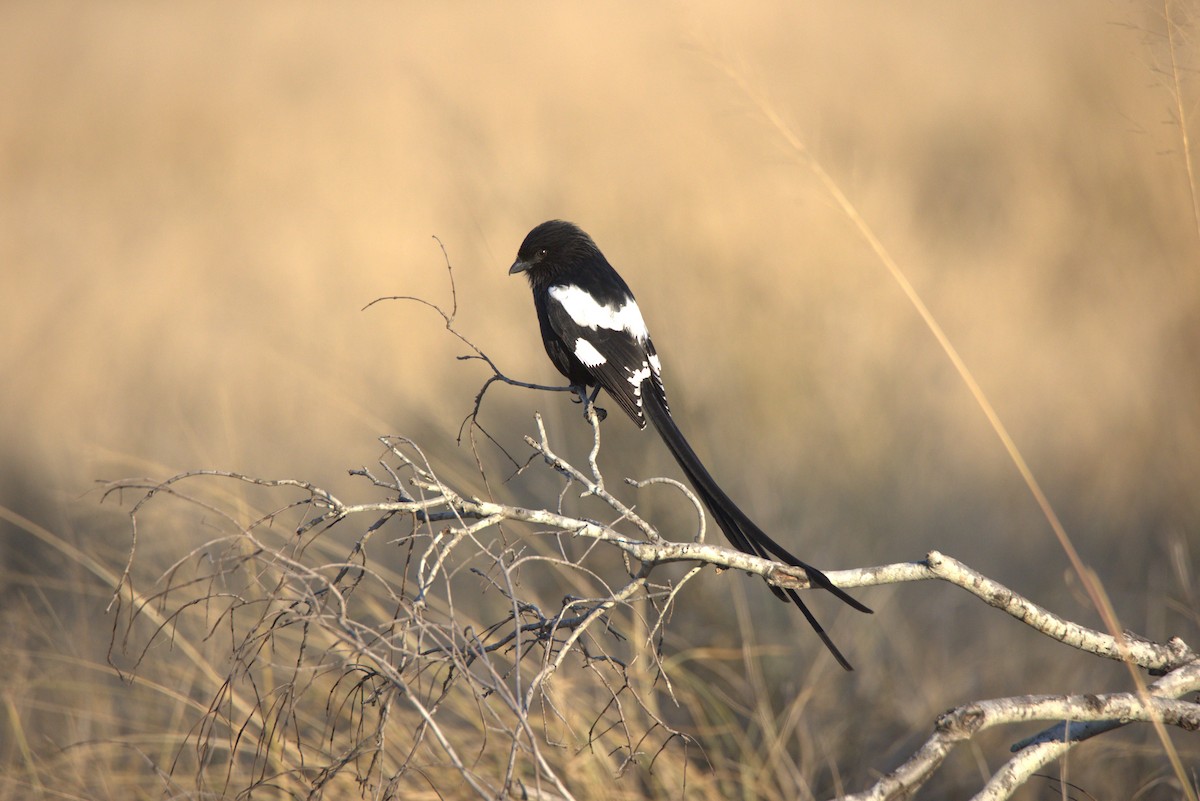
[509,220,871,670]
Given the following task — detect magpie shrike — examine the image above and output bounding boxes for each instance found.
[510,220,871,670]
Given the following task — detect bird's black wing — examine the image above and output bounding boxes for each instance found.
[542,284,657,429]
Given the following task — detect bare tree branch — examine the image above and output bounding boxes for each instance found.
[840,666,1200,801]
[829,553,1195,672]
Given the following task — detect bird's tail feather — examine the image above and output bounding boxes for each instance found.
[641,388,870,670]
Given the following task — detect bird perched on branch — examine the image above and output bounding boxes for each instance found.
[509,219,871,670]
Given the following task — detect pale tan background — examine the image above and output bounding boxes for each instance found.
[2,1,1198,798]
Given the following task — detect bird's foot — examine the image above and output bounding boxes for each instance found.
[573,386,607,423]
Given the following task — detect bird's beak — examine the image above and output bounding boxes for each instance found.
[508,258,530,275]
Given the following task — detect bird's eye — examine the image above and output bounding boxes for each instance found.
[537,248,548,259]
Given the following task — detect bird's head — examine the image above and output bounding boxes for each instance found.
[509,220,601,280]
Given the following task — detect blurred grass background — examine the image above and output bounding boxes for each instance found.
[2,1,1199,798]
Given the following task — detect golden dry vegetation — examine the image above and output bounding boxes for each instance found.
[2,2,1199,799]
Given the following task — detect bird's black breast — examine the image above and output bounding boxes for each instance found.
[534,284,595,388]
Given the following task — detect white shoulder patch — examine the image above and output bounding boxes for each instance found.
[549,284,649,342]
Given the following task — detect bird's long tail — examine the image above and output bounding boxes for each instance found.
[641,387,871,671]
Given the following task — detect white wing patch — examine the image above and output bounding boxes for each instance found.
[573,338,607,367]
[548,284,649,342]
[628,364,652,396]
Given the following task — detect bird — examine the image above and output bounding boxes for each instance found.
[509,219,871,670]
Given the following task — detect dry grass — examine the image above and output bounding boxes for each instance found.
[2,1,1199,798]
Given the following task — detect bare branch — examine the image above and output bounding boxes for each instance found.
[840,676,1200,801]
[361,240,575,461]
[823,551,1196,672]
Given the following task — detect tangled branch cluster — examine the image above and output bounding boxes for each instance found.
[105,416,716,799]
